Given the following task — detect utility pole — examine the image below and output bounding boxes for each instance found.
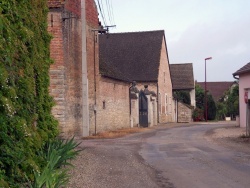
[91,25,114,135]
[204,57,212,122]
[81,0,89,137]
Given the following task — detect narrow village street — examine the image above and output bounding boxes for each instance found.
[68,122,250,188]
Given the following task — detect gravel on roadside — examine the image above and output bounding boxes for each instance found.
[67,140,160,188]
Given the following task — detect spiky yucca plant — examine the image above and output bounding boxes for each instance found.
[27,138,81,188]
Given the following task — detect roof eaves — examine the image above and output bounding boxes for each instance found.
[233,69,250,76]
[100,74,131,83]
[233,62,250,76]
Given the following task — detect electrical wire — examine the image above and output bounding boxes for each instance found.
[96,0,107,26]
[110,0,115,25]
[109,0,115,25]
[100,0,107,25]
[105,0,112,25]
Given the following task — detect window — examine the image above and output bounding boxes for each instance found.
[158,93,162,114]
[169,96,172,114]
[102,100,106,109]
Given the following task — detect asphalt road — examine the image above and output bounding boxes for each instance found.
[68,123,250,188]
[140,124,250,188]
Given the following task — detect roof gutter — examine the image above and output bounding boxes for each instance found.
[233,69,250,80]
[233,74,239,80]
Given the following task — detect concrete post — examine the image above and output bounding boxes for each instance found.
[81,0,89,136]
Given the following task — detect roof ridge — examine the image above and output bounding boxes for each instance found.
[109,30,164,35]
[171,63,193,65]
[197,81,235,83]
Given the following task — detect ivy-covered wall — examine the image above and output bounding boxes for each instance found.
[0,0,58,186]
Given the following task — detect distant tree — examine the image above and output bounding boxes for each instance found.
[195,84,205,110]
[174,90,191,105]
[216,102,227,120]
[195,84,216,120]
[225,84,239,118]
[207,93,216,120]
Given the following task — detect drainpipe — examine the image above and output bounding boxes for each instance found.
[93,31,97,135]
[81,0,90,137]
[92,28,108,135]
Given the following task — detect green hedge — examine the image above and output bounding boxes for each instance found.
[0,0,58,186]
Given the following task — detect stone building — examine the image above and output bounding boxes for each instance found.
[170,63,195,122]
[48,0,101,136]
[48,0,144,136]
[99,31,174,125]
[48,1,175,137]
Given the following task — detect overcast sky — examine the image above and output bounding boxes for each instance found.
[97,0,250,82]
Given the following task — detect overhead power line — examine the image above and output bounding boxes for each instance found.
[96,0,107,26]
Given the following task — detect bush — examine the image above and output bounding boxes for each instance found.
[174,90,191,105]
[192,108,204,121]
[0,1,59,186]
[207,94,216,120]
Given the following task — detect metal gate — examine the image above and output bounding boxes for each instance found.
[139,90,148,127]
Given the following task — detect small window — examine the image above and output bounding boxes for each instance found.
[103,100,106,109]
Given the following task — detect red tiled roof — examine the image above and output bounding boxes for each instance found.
[48,0,64,8]
[233,62,250,76]
[170,63,194,90]
[197,82,235,101]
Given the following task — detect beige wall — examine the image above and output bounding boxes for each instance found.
[177,102,193,123]
[158,38,173,123]
[190,88,196,107]
[238,73,250,127]
[134,36,175,124]
[131,97,139,127]
[94,77,130,134]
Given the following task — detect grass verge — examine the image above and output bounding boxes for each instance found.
[83,127,151,139]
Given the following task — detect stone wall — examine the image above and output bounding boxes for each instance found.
[131,97,139,127]
[157,38,173,123]
[177,102,193,123]
[96,77,130,134]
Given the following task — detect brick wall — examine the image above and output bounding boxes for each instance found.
[86,0,99,27]
[65,0,81,16]
[48,11,67,134]
[48,0,99,137]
